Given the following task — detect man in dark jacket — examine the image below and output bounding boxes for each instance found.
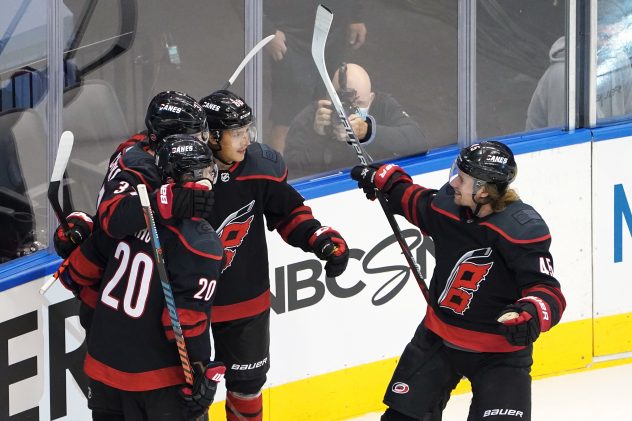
[284,63,428,179]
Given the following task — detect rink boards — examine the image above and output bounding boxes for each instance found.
[1,128,631,420]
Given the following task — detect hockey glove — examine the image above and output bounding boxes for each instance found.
[308,226,349,278]
[498,299,546,347]
[180,361,225,418]
[57,260,81,296]
[154,182,214,221]
[53,211,94,259]
[350,163,412,200]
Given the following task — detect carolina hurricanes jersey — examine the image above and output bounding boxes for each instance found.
[387,182,566,352]
[96,135,161,238]
[67,217,223,392]
[207,143,312,322]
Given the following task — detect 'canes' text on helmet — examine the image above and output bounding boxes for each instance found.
[456,141,517,192]
[199,90,254,141]
[155,134,216,185]
[145,91,209,148]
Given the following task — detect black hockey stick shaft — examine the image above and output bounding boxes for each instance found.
[48,131,75,231]
[137,184,194,386]
[311,5,430,303]
[220,34,275,90]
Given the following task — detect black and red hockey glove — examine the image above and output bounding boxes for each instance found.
[58,262,81,296]
[498,296,551,346]
[308,226,349,278]
[153,182,214,221]
[53,211,94,259]
[350,163,412,200]
[180,361,225,418]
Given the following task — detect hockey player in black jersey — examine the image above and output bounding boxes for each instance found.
[53,91,214,325]
[351,141,566,421]
[199,90,350,421]
[59,134,224,420]
[54,90,214,259]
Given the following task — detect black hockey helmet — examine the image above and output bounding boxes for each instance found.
[155,134,217,184]
[199,90,255,142]
[452,141,517,193]
[145,91,209,148]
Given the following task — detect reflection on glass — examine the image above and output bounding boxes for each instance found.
[0,0,69,262]
[595,0,632,123]
[476,1,566,136]
[526,0,632,129]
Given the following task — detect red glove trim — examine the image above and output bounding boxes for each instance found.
[373,164,412,190]
[518,296,552,332]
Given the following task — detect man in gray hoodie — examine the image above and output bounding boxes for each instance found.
[526,0,632,130]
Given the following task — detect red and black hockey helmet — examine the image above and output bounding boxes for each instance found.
[454,141,517,192]
[198,90,254,141]
[145,91,209,148]
[155,134,217,184]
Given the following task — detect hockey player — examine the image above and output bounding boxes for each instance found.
[52,90,215,334]
[351,141,566,421]
[54,90,214,258]
[59,134,225,420]
[198,90,350,420]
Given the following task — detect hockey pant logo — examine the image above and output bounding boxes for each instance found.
[438,248,493,315]
[391,382,410,394]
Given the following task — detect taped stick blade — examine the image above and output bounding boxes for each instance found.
[50,131,74,182]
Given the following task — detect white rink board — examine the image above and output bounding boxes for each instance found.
[0,279,90,420]
[266,141,593,386]
[592,136,632,317]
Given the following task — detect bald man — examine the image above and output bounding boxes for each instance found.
[284,63,429,179]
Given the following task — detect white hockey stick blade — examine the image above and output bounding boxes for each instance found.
[311,4,372,166]
[222,34,275,90]
[137,184,150,206]
[39,275,57,295]
[311,6,340,115]
[50,131,74,182]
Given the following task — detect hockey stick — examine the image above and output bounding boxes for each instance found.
[137,184,194,386]
[220,34,275,90]
[40,131,75,295]
[48,131,74,231]
[311,5,430,303]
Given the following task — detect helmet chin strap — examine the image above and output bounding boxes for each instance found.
[209,136,235,167]
[470,180,491,217]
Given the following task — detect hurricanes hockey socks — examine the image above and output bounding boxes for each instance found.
[226,391,263,421]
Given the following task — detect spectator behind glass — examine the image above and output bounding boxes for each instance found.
[526,0,632,130]
[284,63,428,179]
[263,1,367,154]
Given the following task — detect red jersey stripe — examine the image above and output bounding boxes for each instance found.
[424,306,525,353]
[211,290,270,323]
[84,353,185,391]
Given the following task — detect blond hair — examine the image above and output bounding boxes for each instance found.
[485,184,520,212]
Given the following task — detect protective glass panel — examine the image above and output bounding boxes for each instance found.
[0,0,59,262]
[595,0,632,125]
[61,0,244,214]
[477,1,567,134]
[261,1,457,180]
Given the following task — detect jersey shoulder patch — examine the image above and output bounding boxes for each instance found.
[238,143,287,181]
[483,201,551,243]
[171,219,223,260]
[119,142,161,188]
